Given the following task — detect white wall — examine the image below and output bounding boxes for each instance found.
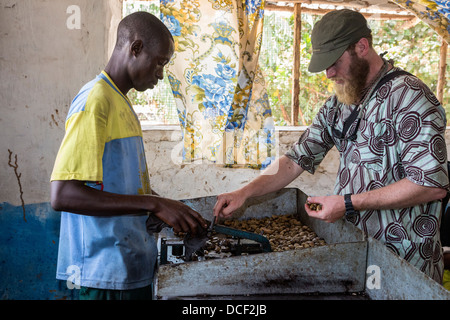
[0,0,122,205]
[143,126,337,200]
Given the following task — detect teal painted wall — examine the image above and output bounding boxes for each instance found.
[0,202,78,300]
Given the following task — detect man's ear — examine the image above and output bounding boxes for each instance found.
[355,37,370,57]
[130,39,144,57]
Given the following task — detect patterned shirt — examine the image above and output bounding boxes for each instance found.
[286,68,449,282]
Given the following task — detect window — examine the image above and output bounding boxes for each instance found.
[123,1,178,125]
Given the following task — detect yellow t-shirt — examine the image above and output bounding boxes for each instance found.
[51,71,150,193]
[51,71,155,290]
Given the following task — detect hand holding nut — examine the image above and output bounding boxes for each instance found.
[307,201,322,211]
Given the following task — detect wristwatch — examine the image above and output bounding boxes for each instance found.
[344,193,358,218]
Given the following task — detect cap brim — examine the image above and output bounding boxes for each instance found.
[308,46,348,73]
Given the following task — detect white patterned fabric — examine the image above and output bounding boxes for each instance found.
[161,0,275,169]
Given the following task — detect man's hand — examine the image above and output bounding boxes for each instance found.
[304,195,345,223]
[51,180,207,234]
[150,197,207,235]
[304,179,448,224]
[212,156,304,220]
[213,191,247,219]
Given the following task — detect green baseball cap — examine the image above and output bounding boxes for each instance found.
[308,9,372,73]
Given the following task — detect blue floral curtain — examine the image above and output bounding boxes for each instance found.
[161,0,276,169]
[392,0,450,44]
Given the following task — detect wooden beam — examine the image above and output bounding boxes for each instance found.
[292,3,302,126]
[437,38,448,104]
[267,0,405,13]
[265,4,415,21]
[401,16,420,29]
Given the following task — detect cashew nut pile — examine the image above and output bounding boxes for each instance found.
[221,214,326,252]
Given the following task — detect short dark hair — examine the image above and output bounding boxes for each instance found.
[115,11,173,50]
[346,35,373,54]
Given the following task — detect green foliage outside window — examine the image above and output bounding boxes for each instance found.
[124,1,179,125]
[261,12,450,126]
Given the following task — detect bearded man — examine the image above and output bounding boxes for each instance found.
[213,9,449,283]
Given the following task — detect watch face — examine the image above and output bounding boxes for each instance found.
[345,210,357,217]
[345,211,359,225]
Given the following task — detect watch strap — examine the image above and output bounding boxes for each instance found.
[344,193,357,217]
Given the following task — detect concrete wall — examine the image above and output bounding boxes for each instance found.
[0,0,448,300]
[143,126,339,200]
[0,0,122,300]
[0,0,120,206]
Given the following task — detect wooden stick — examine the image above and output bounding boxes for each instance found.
[437,38,448,104]
[291,3,302,126]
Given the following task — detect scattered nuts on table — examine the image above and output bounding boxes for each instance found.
[221,214,326,252]
[178,214,327,260]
